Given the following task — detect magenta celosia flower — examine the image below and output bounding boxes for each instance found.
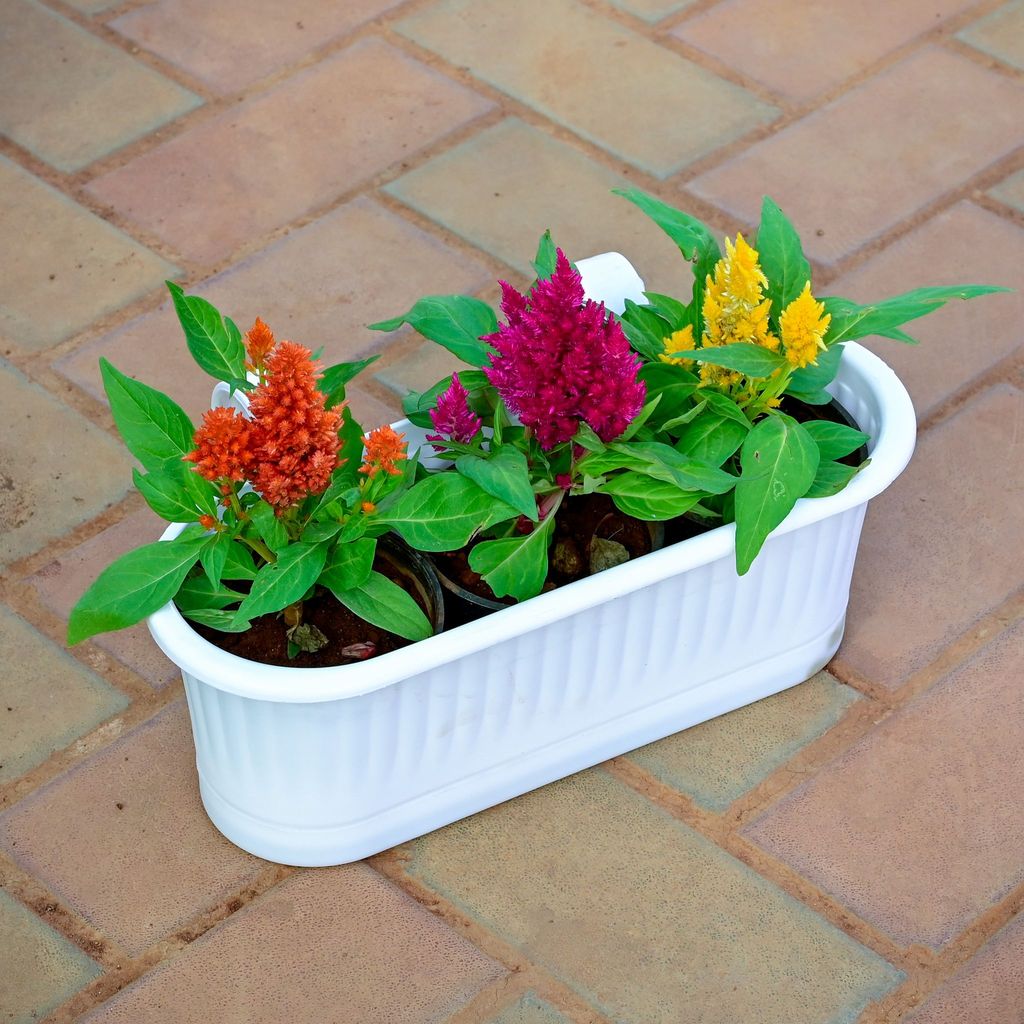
[484,250,646,450]
[427,372,483,449]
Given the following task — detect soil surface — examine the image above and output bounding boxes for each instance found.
[434,492,656,606]
[188,555,432,668]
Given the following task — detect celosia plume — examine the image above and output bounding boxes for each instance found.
[427,372,482,448]
[701,234,777,389]
[660,325,697,366]
[185,330,343,513]
[360,425,407,478]
[184,406,255,483]
[484,250,646,450]
[779,282,831,368]
[247,341,342,510]
[245,317,276,370]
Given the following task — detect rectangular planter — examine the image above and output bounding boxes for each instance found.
[147,257,916,866]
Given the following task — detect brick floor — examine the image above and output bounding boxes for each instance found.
[0,0,198,172]
[1,1,1022,1020]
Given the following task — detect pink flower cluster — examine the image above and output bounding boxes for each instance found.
[483,250,645,449]
[427,372,482,448]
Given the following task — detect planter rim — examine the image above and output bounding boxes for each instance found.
[147,341,915,704]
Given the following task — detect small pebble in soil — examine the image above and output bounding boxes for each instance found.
[589,537,630,574]
[552,538,584,577]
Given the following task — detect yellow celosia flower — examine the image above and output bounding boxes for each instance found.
[702,233,779,354]
[659,325,696,366]
[779,282,831,368]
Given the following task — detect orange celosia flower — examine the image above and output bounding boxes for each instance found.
[198,514,218,530]
[360,425,407,478]
[245,317,276,370]
[361,501,377,514]
[247,341,342,510]
[183,407,255,483]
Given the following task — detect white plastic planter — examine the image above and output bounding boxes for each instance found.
[147,256,916,866]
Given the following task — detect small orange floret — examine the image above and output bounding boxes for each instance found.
[245,317,276,369]
[361,500,377,514]
[184,407,255,483]
[360,425,407,478]
[198,514,218,530]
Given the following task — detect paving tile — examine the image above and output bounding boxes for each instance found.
[375,341,467,399]
[0,605,128,784]
[627,672,858,811]
[989,168,1024,214]
[827,202,1024,419]
[0,359,131,567]
[86,41,492,265]
[608,0,696,22]
[57,197,489,422]
[63,0,118,10]
[676,0,975,102]
[688,48,1024,267]
[387,118,706,297]
[0,157,174,352]
[405,769,901,1023]
[748,622,1024,949]
[113,0,405,93]
[487,993,571,1024]
[345,384,402,432]
[79,865,504,1023]
[959,0,1024,69]
[398,0,776,178]
[29,509,178,690]
[904,914,1024,1023]
[838,385,1023,689]
[0,703,265,955]
[0,889,101,1024]
[0,0,199,172]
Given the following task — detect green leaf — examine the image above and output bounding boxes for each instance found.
[787,341,844,399]
[572,422,606,453]
[598,472,704,521]
[378,474,518,552]
[175,574,243,612]
[221,541,258,580]
[757,196,811,316]
[166,282,247,382]
[643,292,691,331]
[368,295,497,367]
[683,343,788,377]
[532,229,558,280]
[199,530,230,587]
[734,415,819,575]
[659,398,707,432]
[329,570,433,642]
[100,358,195,473]
[319,537,376,592]
[614,442,738,494]
[619,393,662,442]
[802,420,869,462]
[320,356,379,409]
[233,542,329,624]
[133,465,201,523]
[250,501,289,553]
[620,300,673,362]
[68,533,209,644]
[180,607,253,632]
[673,415,748,467]
[805,459,868,499]
[468,514,556,601]
[822,285,1008,346]
[637,362,699,425]
[456,448,538,521]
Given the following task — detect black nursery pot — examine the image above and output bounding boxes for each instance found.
[431,495,666,627]
[380,534,446,635]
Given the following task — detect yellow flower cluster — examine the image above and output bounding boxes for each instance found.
[779,282,831,368]
[659,232,831,389]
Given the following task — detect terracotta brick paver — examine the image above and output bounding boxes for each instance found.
[0,889,101,1024]
[0,0,198,173]
[747,623,1024,949]
[78,867,504,1023]
[688,47,1024,266]
[2,0,1023,1020]
[399,0,777,179]
[86,41,493,265]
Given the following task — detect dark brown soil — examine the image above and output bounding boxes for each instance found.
[434,492,656,605]
[189,556,432,668]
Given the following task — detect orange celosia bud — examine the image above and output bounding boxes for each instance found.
[184,407,255,483]
[360,425,407,478]
[361,501,376,514]
[245,317,276,370]
[198,514,218,530]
